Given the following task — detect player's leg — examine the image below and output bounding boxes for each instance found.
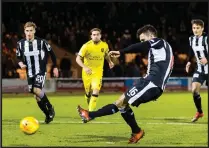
[28,78,49,119]
[88,77,102,111]
[77,78,161,143]
[82,74,92,105]
[191,72,205,122]
[33,73,55,124]
[77,91,145,143]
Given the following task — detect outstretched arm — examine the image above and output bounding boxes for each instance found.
[105,50,114,69]
[120,41,151,53]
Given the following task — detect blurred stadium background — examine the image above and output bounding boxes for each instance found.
[2,2,208,147]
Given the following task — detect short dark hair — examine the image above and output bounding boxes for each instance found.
[90,28,102,34]
[191,19,204,28]
[137,24,157,37]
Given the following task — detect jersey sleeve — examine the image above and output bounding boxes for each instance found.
[187,37,194,62]
[120,41,151,53]
[205,36,208,53]
[105,43,109,54]
[43,39,52,51]
[78,44,87,57]
[16,42,23,61]
[204,36,208,60]
[43,40,57,67]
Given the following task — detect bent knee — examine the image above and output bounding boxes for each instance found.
[92,89,100,95]
[114,94,127,108]
[192,87,199,94]
[33,87,42,95]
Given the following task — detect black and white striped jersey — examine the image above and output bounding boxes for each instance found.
[188,33,208,74]
[120,38,174,91]
[16,37,57,78]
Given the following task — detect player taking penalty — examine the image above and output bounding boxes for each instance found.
[76,28,114,113]
[77,25,174,144]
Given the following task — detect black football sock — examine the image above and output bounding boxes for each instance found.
[40,93,52,109]
[37,99,49,116]
[120,106,141,134]
[193,92,203,113]
[89,104,119,119]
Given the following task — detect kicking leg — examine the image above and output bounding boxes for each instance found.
[77,93,144,143]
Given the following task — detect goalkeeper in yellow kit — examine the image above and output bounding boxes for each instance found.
[76,28,114,112]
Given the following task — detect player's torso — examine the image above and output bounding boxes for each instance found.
[190,35,208,74]
[145,39,173,90]
[83,41,107,74]
[191,36,207,62]
[19,38,47,77]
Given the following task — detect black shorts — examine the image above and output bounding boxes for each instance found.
[27,72,46,93]
[192,71,208,86]
[125,78,163,107]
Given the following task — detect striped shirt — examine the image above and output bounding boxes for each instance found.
[120,38,174,91]
[16,37,57,78]
[188,33,208,74]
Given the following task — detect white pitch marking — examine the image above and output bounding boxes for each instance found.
[39,121,206,126]
[106,142,115,144]
[114,117,192,119]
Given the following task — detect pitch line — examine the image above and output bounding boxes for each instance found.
[39,121,206,126]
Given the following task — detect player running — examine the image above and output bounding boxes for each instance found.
[76,28,114,112]
[16,22,59,124]
[77,25,174,143]
[185,19,208,122]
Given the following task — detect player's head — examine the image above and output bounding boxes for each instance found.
[24,22,37,41]
[137,25,157,42]
[191,19,204,37]
[90,28,101,43]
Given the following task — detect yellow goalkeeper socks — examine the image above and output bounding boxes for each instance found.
[89,95,98,111]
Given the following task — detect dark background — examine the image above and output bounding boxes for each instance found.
[2,2,208,78]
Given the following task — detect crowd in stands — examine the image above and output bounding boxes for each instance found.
[2,2,207,78]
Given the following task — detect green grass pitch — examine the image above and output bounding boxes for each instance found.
[2,92,208,147]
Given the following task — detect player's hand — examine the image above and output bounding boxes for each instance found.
[84,66,92,75]
[185,62,191,73]
[18,62,27,69]
[53,67,59,78]
[109,61,114,69]
[109,51,120,58]
[200,57,208,65]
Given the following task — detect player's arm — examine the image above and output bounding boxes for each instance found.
[76,44,87,68]
[186,37,194,73]
[104,45,114,69]
[43,40,59,77]
[76,44,92,74]
[200,36,208,65]
[120,41,151,53]
[16,42,26,69]
[43,40,57,67]
[109,41,151,58]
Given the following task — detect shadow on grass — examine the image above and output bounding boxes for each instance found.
[67,134,128,143]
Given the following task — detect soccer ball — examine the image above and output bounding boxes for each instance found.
[20,117,39,135]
